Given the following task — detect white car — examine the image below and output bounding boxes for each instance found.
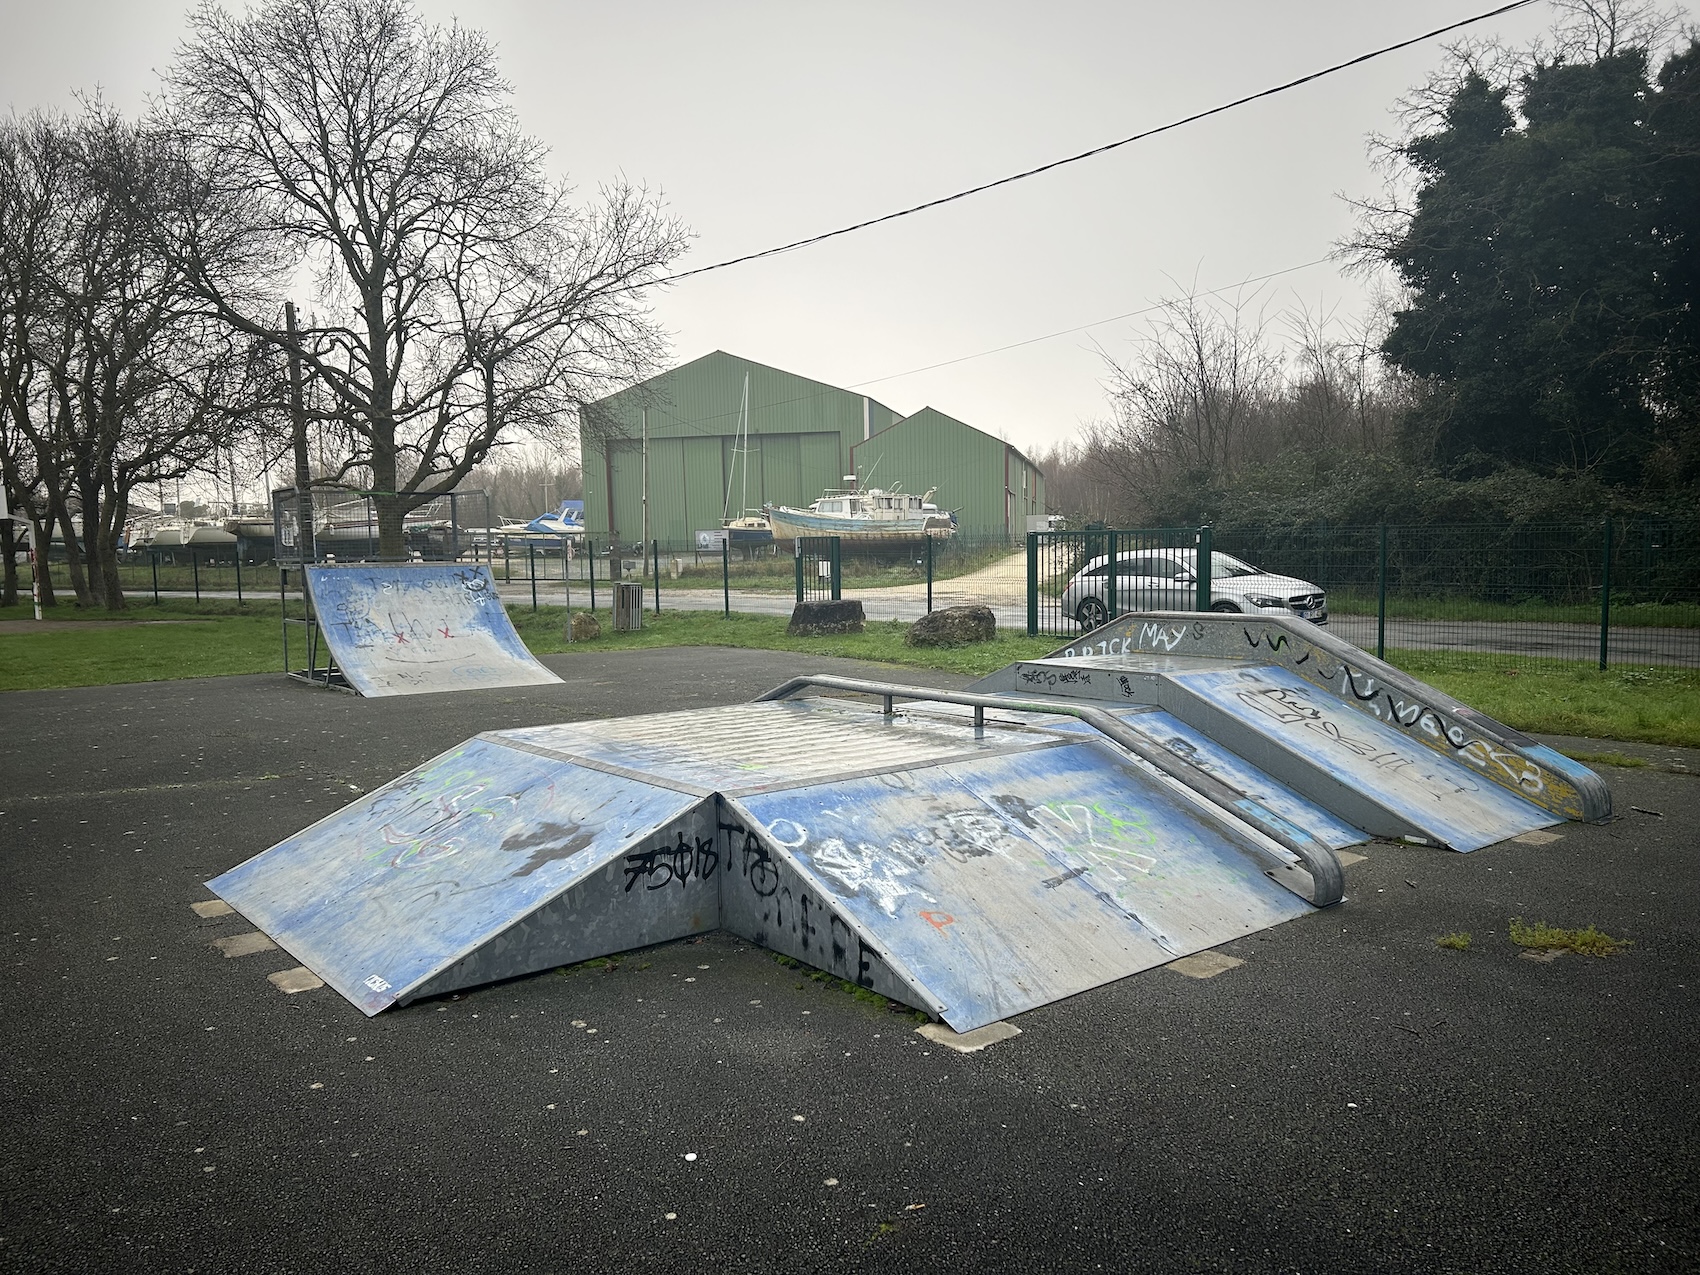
[1061,548,1327,629]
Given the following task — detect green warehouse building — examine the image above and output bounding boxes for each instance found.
[581,351,1045,545]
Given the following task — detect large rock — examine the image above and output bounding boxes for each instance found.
[787,599,865,636]
[567,611,602,642]
[905,604,997,647]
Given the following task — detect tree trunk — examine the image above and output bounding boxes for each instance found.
[371,425,404,560]
[1,516,16,607]
[49,495,92,607]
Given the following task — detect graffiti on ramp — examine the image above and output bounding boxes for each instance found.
[304,562,562,697]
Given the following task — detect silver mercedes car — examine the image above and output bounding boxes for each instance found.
[1061,548,1327,629]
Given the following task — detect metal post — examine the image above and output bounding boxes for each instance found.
[279,567,289,672]
[1599,517,1613,671]
[235,553,243,604]
[1107,530,1119,620]
[503,536,510,582]
[192,554,200,603]
[830,536,841,602]
[529,543,538,612]
[1377,523,1388,661]
[722,539,730,617]
[150,552,159,606]
[1026,532,1038,636]
[1196,526,1213,612]
[794,541,803,605]
[652,538,661,615]
[587,538,596,612]
[925,536,934,613]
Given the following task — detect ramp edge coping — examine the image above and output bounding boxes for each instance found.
[754,674,1344,908]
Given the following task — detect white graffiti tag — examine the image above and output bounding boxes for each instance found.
[809,838,918,917]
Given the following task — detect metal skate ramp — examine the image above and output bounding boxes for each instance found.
[211,622,1607,1028]
[300,562,561,697]
[988,610,1610,824]
[209,690,1337,1030]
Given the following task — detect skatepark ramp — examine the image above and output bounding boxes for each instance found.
[213,617,1607,1028]
[294,562,561,697]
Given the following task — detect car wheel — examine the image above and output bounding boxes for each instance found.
[1209,600,1240,613]
[1076,597,1109,629]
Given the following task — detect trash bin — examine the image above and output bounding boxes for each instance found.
[613,581,644,631]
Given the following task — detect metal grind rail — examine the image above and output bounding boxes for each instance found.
[755,674,1346,907]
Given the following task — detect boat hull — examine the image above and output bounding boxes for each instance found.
[765,507,954,541]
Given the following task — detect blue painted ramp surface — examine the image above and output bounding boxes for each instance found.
[1170,665,1559,851]
[208,737,695,1013]
[732,740,1313,1032]
[305,563,561,696]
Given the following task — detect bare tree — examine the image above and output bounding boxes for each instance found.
[158,0,687,559]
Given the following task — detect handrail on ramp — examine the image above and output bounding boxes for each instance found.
[756,674,1345,908]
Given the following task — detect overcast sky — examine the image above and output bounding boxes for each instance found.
[4,0,1687,467]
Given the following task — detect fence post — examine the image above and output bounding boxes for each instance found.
[1599,517,1613,671]
[503,536,510,582]
[830,537,841,601]
[1377,523,1388,661]
[151,552,160,605]
[192,554,201,603]
[722,539,730,617]
[652,539,661,615]
[587,538,596,612]
[1107,530,1119,620]
[529,544,538,612]
[1026,532,1039,636]
[794,541,803,605]
[1195,526,1212,612]
[925,536,934,613]
[235,554,243,604]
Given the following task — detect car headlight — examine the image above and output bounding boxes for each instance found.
[1245,594,1285,608]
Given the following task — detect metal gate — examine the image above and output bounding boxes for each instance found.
[794,535,842,604]
[1027,527,1211,636]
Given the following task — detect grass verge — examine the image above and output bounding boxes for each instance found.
[4,600,1696,748]
[0,599,284,691]
[508,605,1059,677]
[1394,653,1700,748]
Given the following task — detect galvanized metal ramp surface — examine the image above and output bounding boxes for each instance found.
[983,655,1560,851]
[989,611,1610,823]
[302,562,562,697]
[211,697,1325,1030]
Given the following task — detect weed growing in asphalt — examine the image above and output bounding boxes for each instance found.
[1436,932,1473,951]
[1508,918,1631,956]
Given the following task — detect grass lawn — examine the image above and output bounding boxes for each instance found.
[3,599,1695,747]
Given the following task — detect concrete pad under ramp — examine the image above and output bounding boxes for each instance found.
[210,698,1323,1030]
[303,562,561,697]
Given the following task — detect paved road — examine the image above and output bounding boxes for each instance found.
[3,649,1696,1273]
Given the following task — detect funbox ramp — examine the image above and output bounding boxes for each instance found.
[970,610,1611,849]
[302,562,561,697]
[210,696,1342,1031]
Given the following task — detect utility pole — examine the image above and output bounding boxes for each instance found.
[641,407,650,559]
[285,301,315,562]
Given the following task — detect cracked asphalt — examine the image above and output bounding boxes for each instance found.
[2,647,1696,1274]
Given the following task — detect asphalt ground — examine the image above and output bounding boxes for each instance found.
[2,647,1697,1274]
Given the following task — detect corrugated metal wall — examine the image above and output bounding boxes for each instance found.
[583,351,1044,544]
[583,351,901,544]
[851,408,1046,539]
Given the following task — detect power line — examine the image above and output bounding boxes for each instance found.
[846,257,1335,389]
[657,0,1538,286]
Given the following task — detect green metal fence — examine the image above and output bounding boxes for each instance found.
[1027,521,1700,669]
